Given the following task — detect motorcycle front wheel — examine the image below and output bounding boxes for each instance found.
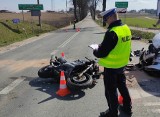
[38,65,59,80]
[67,73,93,89]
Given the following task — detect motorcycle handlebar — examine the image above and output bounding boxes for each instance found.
[55,56,58,60]
[85,57,97,62]
[85,57,92,61]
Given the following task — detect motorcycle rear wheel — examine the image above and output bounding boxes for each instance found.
[67,73,93,89]
[38,65,59,79]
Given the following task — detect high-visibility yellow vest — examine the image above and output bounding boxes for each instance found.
[98,24,131,68]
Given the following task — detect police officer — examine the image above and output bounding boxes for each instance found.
[73,19,76,29]
[93,8,132,117]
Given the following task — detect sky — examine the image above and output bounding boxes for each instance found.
[0,0,158,12]
[97,0,158,11]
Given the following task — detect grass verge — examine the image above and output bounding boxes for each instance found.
[95,19,155,40]
[0,20,56,47]
[120,16,157,28]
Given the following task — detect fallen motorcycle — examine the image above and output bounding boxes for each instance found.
[38,55,101,89]
[135,33,160,76]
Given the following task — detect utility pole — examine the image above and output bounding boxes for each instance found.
[51,0,53,11]
[157,0,160,16]
[37,0,41,28]
[102,0,106,26]
[66,0,67,12]
[51,0,55,11]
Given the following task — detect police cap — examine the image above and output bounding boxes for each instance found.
[100,8,116,22]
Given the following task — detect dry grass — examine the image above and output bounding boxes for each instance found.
[0,12,74,27]
[0,12,73,21]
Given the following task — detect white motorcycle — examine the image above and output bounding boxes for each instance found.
[135,33,160,76]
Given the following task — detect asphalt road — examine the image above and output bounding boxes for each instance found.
[0,15,160,117]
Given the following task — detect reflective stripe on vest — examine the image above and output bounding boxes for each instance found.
[98,24,131,68]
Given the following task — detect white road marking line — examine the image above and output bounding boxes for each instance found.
[129,89,141,99]
[128,88,160,100]
[50,50,58,55]
[151,109,160,113]
[0,77,25,95]
[59,32,78,48]
[139,89,160,98]
[58,32,79,48]
[144,102,160,106]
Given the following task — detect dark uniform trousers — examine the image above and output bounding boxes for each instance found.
[103,67,132,117]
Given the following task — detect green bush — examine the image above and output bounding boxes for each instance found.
[131,29,155,40]
[120,17,156,28]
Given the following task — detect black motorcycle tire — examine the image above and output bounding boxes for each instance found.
[67,73,93,89]
[38,65,59,79]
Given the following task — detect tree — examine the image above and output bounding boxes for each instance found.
[71,0,92,21]
[73,0,78,22]
[90,0,99,20]
[77,0,90,20]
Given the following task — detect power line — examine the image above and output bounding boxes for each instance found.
[66,0,67,12]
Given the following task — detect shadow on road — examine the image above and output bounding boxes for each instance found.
[28,77,85,104]
[93,32,106,34]
[54,27,98,33]
[125,69,160,97]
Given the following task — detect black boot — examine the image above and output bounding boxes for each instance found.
[99,109,118,117]
[99,110,111,117]
[119,105,132,116]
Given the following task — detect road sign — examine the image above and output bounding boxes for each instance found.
[18,4,43,10]
[12,19,20,24]
[115,1,128,8]
[31,10,41,16]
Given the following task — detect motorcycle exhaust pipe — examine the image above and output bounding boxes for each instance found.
[78,64,93,77]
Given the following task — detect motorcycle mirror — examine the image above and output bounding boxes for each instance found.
[85,57,91,61]
[55,56,58,60]
[130,52,134,57]
[148,40,152,43]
